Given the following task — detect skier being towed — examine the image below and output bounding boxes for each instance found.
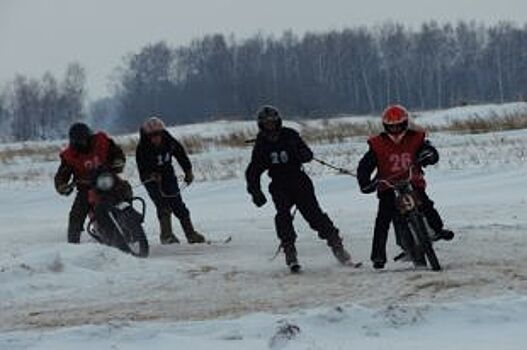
[136,116,205,245]
[245,105,356,272]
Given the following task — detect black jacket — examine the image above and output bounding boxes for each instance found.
[135,129,192,182]
[356,131,439,193]
[245,127,313,195]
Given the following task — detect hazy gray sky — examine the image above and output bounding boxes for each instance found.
[1,0,526,100]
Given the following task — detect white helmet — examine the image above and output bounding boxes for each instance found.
[142,116,166,135]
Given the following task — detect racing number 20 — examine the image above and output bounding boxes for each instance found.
[270,151,289,164]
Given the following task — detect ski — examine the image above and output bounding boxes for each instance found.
[206,235,232,245]
[346,261,363,268]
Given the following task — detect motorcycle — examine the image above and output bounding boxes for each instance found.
[85,170,149,258]
[378,166,441,271]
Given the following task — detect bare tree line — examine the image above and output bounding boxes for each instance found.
[1,21,526,140]
[0,63,86,141]
[112,21,527,132]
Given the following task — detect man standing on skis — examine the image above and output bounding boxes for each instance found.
[136,116,205,244]
[54,122,127,243]
[245,105,354,272]
[357,104,454,270]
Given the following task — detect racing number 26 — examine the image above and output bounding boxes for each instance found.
[390,153,412,172]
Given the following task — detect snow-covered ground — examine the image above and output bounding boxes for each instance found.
[1,103,527,348]
[3,296,527,350]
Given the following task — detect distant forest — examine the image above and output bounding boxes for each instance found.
[1,21,526,141]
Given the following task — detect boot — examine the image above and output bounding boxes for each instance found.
[431,229,455,242]
[180,216,206,244]
[326,232,352,265]
[161,235,180,245]
[159,211,180,245]
[282,243,301,273]
[331,243,352,265]
[373,260,386,270]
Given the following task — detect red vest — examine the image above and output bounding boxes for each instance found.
[60,132,111,185]
[368,130,426,192]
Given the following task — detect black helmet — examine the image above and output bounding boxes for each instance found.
[69,122,93,153]
[257,105,282,133]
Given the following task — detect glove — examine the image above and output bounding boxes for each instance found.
[184,170,194,185]
[360,179,378,194]
[57,182,74,196]
[111,159,125,173]
[417,150,435,167]
[251,191,267,207]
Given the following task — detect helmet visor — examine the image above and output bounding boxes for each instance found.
[384,120,408,135]
[259,115,281,132]
[71,137,91,153]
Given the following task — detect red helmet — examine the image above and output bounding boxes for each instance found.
[143,116,166,135]
[382,105,409,134]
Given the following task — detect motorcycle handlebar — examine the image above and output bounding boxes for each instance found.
[377,165,415,189]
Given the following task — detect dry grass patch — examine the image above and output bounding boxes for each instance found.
[2,112,527,168]
[430,113,527,134]
[0,144,61,164]
[300,120,380,144]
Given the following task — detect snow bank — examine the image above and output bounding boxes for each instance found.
[2,296,526,350]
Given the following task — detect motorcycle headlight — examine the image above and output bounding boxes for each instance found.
[96,173,115,192]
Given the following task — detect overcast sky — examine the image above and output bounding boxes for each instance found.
[1,0,526,100]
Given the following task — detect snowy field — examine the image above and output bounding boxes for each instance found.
[1,103,527,349]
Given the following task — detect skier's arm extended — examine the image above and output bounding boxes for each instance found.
[357,146,378,193]
[245,140,271,205]
[167,133,192,173]
[245,145,267,196]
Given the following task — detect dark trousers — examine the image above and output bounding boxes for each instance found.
[145,175,190,222]
[371,189,444,263]
[68,180,133,244]
[269,172,340,248]
[68,190,90,243]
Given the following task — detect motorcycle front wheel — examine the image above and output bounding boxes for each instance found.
[108,208,149,258]
[408,213,441,271]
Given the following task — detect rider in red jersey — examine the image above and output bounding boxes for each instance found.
[54,123,127,243]
[357,105,454,269]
